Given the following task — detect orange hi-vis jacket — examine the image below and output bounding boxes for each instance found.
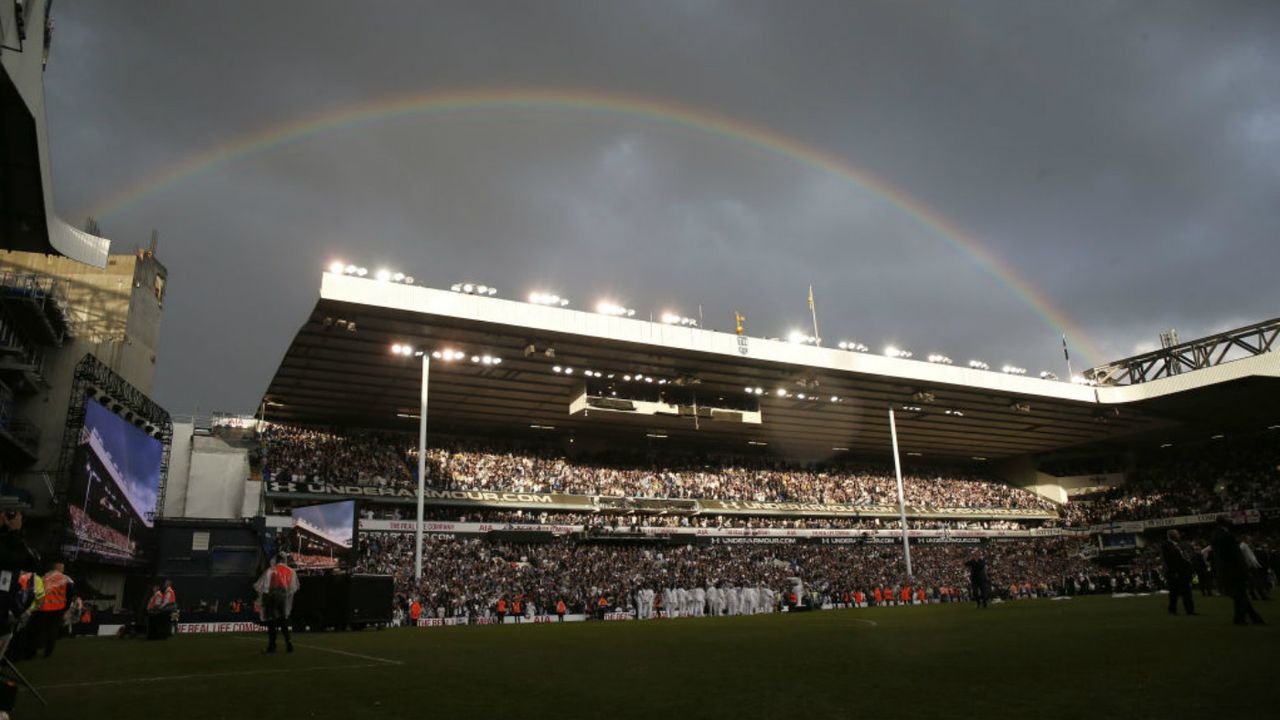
[40,571,70,612]
[497,599,507,614]
[409,601,422,620]
[873,588,882,603]
[556,600,566,614]
[269,565,294,590]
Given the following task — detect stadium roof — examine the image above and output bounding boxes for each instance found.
[260,273,1280,462]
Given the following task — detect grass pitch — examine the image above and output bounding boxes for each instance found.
[18,595,1278,719]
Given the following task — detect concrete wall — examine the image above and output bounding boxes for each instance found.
[993,453,1126,505]
[162,432,252,520]
[163,422,194,517]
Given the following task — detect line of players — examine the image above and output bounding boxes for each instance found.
[628,582,964,619]
[634,585,776,618]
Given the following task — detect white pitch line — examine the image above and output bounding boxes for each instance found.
[40,662,386,690]
[290,642,404,665]
[228,635,404,665]
[840,618,879,627]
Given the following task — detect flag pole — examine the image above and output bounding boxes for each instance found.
[1062,334,1074,380]
[809,284,820,346]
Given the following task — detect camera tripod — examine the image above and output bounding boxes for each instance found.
[0,633,48,707]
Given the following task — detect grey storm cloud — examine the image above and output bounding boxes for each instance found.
[40,0,1280,415]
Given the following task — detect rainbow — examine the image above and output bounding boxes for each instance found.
[83,87,1100,365]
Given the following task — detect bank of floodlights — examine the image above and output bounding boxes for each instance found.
[788,331,818,345]
[884,346,912,359]
[529,292,570,307]
[927,354,953,365]
[661,312,698,327]
[596,301,635,317]
[451,282,497,296]
[1001,365,1027,375]
[330,261,413,284]
[968,360,990,370]
[837,341,869,352]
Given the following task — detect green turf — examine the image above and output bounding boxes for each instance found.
[16,595,1278,719]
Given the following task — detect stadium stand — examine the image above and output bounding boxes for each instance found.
[259,421,1279,628]
[261,424,1056,512]
[368,506,1033,531]
[1060,432,1280,525]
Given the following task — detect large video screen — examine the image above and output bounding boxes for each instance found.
[62,398,165,566]
[289,500,355,570]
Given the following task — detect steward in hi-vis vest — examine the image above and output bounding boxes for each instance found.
[33,562,73,658]
[254,555,300,654]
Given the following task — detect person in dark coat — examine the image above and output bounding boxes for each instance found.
[1161,529,1196,615]
[964,557,991,609]
[1192,546,1213,597]
[1210,517,1264,626]
[0,512,39,661]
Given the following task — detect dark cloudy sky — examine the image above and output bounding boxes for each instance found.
[42,1,1280,416]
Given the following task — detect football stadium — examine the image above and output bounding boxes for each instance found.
[3,3,1279,719]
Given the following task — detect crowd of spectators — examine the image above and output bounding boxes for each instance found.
[423,444,1056,511]
[1059,433,1280,526]
[261,425,412,489]
[356,532,1096,620]
[259,424,1055,511]
[379,507,1032,532]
